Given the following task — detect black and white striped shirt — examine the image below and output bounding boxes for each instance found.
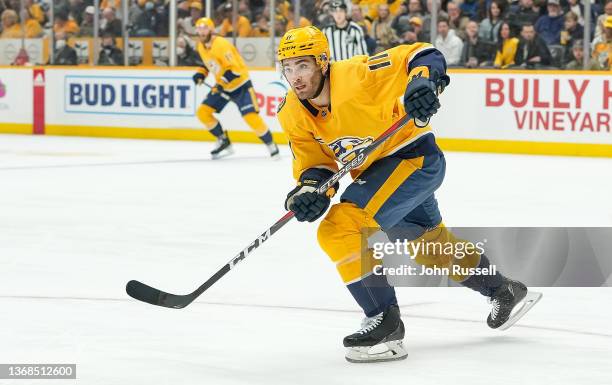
[322,21,368,62]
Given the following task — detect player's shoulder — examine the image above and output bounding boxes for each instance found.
[276,90,299,121]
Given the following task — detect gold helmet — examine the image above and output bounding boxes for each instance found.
[195,17,215,30]
[277,26,330,72]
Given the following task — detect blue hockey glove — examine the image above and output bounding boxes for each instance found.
[404,77,441,123]
[192,72,206,85]
[285,168,338,222]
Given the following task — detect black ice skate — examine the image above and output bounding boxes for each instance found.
[487,279,542,330]
[343,304,408,363]
[210,134,233,159]
[266,142,280,159]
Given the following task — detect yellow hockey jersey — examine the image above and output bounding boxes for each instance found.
[278,43,442,182]
[196,36,250,92]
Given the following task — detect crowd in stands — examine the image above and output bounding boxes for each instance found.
[0,0,610,69]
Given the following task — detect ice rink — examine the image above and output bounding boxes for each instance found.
[1,134,611,385]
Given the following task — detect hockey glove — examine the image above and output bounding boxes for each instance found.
[192,72,206,85]
[285,168,338,222]
[403,77,441,123]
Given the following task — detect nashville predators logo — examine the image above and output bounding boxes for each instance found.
[328,136,373,164]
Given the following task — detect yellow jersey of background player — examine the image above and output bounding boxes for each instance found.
[277,26,541,363]
[192,17,279,159]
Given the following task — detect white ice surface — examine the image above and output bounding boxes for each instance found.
[1,134,611,385]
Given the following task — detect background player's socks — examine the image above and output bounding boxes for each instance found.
[209,122,224,138]
[210,131,233,159]
[258,131,279,158]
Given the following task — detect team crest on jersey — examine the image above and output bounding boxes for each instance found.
[328,136,373,164]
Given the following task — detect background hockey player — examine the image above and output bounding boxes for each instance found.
[193,17,279,159]
[277,26,541,363]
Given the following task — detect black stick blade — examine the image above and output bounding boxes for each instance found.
[125,279,190,309]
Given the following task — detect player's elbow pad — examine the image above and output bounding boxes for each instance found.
[408,49,450,94]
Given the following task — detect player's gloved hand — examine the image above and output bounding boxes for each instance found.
[192,72,206,85]
[404,77,441,123]
[284,168,338,222]
[285,185,330,222]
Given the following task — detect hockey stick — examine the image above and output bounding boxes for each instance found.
[126,113,418,309]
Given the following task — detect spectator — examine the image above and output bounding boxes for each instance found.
[68,0,87,25]
[101,7,122,38]
[21,8,43,38]
[594,0,612,43]
[565,39,601,69]
[560,11,583,62]
[322,0,368,61]
[371,3,398,52]
[133,1,158,37]
[447,1,469,39]
[219,2,252,37]
[54,10,80,37]
[0,9,21,38]
[285,4,311,31]
[24,0,46,25]
[98,34,124,65]
[130,0,146,26]
[400,16,425,44]
[460,20,491,67]
[534,0,564,45]
[564,0,597,27]
[153,0,170,36]
[507,0,539,36]
[434,18,463,65]
[494,21,519,68]
[250,13,270,37]
[78,6,95,37]
[407,0,424,17]
[351,5,372,36]
[53,31,78,65]
[591,16,612,70]
[479,0,505,43]
[101,0,122,18]
[391,0,423,37]
[176,36,202,66]
[314,0,333,28]
[422,0,448,41]
[391,1,413,38]
[351,4,377,54]
[460,0,480,21]
[514,23,552,67]
[179,1,202,37]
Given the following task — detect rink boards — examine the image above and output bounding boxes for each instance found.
[0,66,610,157]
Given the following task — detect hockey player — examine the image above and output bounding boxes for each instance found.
[277,26,541,363]
[193,17,279,159]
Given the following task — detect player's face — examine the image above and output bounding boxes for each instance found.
[196,25,212,42]
[281,56,323,100]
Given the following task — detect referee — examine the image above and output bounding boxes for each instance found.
[322,0,369,62]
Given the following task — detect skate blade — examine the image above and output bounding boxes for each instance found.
[211,146,235,160]
[345,341,408,363]
[497,291,543,331]
[270,152,281,160]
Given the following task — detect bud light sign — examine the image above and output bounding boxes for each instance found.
[64,75,196,116]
